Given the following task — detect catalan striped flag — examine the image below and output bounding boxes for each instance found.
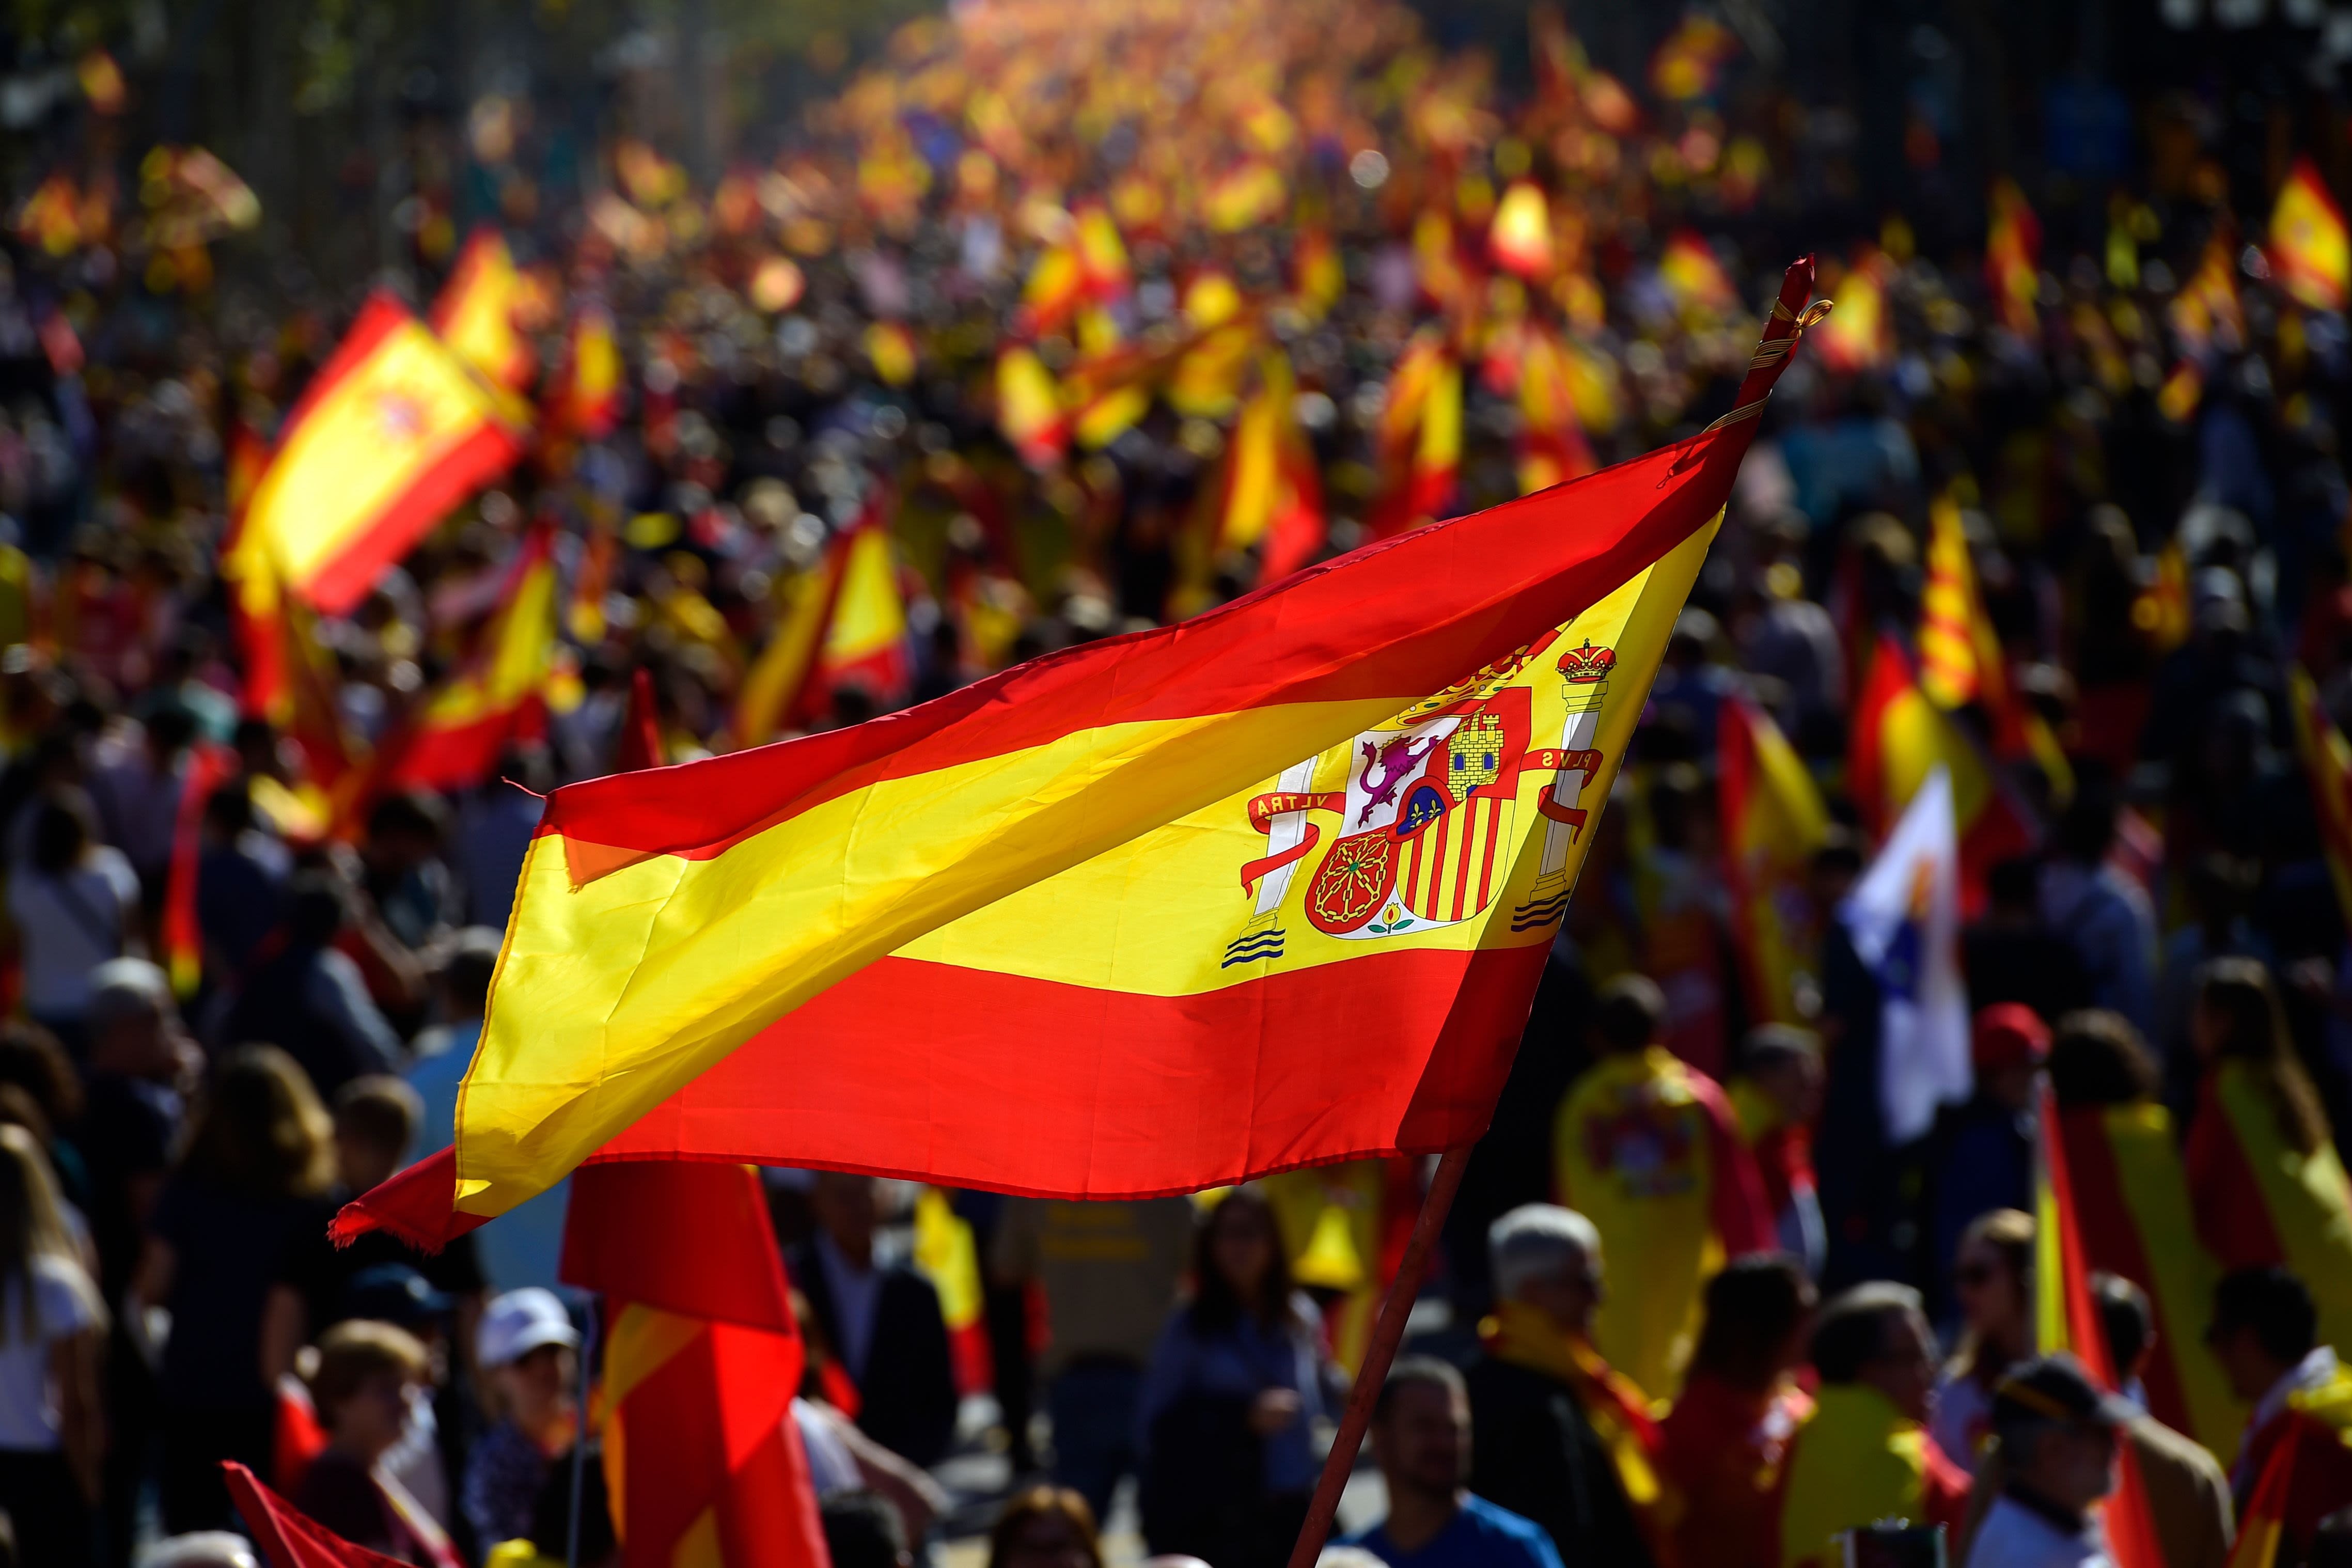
[559,1162,827,1568]
[1718,695,1828,1026]
[240,292,525,615]
[333,261,1826,1246]
[375,526,557,793]
[1987,179,2042,338]
[2269,158,2350,314]
[1919,490,2070,795]
[430,228,537,391]
[2034,1080,2166,1568]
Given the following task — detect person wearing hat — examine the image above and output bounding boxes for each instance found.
[460,1288,580,1555]
[1962,1354,2137,1568]
[1955,1278,2233,1568]
[1923,1003,2047,1320]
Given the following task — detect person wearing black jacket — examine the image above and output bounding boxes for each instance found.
[787,1172,960,1468]
[1464,1205,1655,1568]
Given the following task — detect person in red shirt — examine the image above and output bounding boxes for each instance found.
[1657,1253,1817,1568]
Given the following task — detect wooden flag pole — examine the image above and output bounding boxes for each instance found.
[1281,1142,1472,1568]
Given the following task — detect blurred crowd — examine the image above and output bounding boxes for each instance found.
[9,0,2352,1565]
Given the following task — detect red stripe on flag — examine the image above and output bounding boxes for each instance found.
[2057,1106,2196,1445]
[595,943,1549,1198]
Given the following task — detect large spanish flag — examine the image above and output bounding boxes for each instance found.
[242,292,526,615]
[338,261,1826,1243]
[430,228,537,391]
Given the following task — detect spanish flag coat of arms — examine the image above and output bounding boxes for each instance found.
[339,261,1832,1247]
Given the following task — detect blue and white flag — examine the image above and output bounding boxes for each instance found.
[1842,764,1972,1142]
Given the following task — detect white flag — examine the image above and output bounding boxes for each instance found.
[1841,764,1972,1143]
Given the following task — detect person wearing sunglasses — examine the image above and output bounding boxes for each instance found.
[1930,1208,2036,1467]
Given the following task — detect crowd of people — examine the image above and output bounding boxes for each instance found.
[6,0,2352,1564]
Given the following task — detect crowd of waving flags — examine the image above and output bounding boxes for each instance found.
[33,0,2352,1560]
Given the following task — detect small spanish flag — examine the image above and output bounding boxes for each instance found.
[161,743,239,999]
[1718,695,1829,1026]
[1516,327,1597,494]
[241,292,525,615]
[1987,179,2042,338]
[547,305,623,441]
[1659,230,1737,322]
[375,526,557,793]
[1849,636,2034,906]
[336,261,1825,1245]
[1816,250,1894,373]
[1489,181,1554,281]
[2270,158,2350,314]
[1370,330,1462,537]
[429,228,537,391]
[733,501,910,746]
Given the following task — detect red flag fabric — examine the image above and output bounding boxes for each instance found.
[2035,1082,2166,1568]
[557,1161,794,1333]
[222,1460,414,1568]
[562,1162,828,1568]
[616,666,663,773]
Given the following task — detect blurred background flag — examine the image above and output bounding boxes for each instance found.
[1841,764,1971,1143]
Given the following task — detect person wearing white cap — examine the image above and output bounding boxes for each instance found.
[460,1289,581,1553]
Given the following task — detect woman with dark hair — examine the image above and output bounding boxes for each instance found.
[1926,1208,2033,1466]
[1137,1187,1337,1568]
[127,1043,335,1534]
[6,791,140,1052]
[2047,1009,2241,1455]
[1656,1253,1816,1568]
[985,1485,1103,1568]
[2185,958,2352,1356]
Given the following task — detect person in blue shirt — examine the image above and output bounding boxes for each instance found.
[1342,1357,1564,1568]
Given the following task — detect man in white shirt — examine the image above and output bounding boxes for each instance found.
[1966,1355,2135,1568]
